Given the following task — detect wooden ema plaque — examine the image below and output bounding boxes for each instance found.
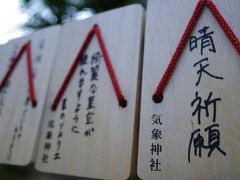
[35,5,144,180]
[138,0,240,179]
[0,26,61,165]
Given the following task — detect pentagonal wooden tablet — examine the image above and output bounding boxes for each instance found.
[138,0,240,179]
[35,5,144,180]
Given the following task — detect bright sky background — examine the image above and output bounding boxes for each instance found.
[0,0,30,44]
[0,0,92,45]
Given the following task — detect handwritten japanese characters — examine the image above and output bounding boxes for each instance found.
[85,52,101,136]
[41,51,102,162]
[188,26,226,163]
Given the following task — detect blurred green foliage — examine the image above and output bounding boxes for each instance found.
[21,0,146,29]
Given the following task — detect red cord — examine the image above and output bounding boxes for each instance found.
[0,41,37,107]
[206,0,240,55]
[51,26,95,111]
[153,0,240,103]
[51,24,127,111]
[94,25,127,107]
[26,41,37,107]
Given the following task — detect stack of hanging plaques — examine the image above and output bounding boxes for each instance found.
[35,5,144,180]
[138,0,240,179]
[0,26,61,165]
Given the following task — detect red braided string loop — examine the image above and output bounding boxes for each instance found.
[153,0,240,103]
[94,25,127,107]
[51,24,127,111]
[0,41,37,107]
[206,0,240,55]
